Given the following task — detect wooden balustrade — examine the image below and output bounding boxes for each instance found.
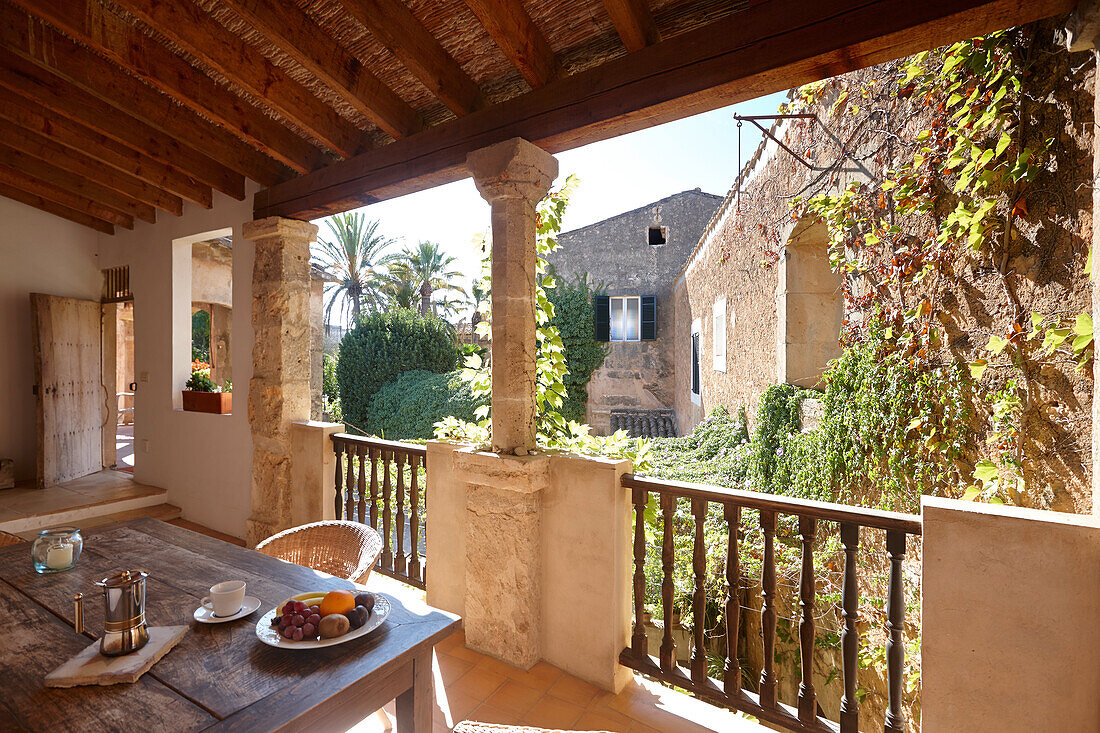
[619,474,922,733]
[332,434,427,589]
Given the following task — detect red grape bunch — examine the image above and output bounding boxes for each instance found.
[274,600,322,641]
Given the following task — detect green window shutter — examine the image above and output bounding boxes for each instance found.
[594,295,610,341]
[641,295,657,340]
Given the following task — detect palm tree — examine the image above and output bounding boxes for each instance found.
[312,213,396,326]
[387,240,466,316]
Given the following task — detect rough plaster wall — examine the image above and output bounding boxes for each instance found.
[548,190,722,432]
[0,197,101,483]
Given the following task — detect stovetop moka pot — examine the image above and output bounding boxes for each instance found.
[74,569,150,656]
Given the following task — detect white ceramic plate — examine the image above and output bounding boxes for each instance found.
[194,595,262,623]
[255,593,391,649]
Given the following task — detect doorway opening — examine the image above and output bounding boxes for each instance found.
[102,266,135,473]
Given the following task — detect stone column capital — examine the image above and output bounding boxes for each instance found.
[242,216,319,244]
[467,137,559,204]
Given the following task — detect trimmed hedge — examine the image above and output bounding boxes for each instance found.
[336,309,459,434]
[364,370,485,441]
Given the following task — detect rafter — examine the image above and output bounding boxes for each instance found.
[461,0,558,88]
[603,0,660,52]
[256,0,1074,220]
[8,0,329,175]
[218,0,421,140]
[0,165,133,229]
[0,119,182,216]
[0,49,245,200]
[0,142,155,224]
[0,181,114,235]
[0,93,211,208]
[112,0,365,158]
[339,0,485,115]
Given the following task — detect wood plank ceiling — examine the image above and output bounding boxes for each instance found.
[0,0,1076,234]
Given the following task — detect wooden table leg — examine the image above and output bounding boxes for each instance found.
[396,649,432,733]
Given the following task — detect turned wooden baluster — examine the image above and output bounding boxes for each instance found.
[659,492,676,672]
[408,455,422,582]
[839,522,860,733]
[333,442,345,520]
[356,445,367,523]
[631,486,648,658]
[797,516,818,724]
[395,452,407,574]
[368,447,379,529]
[690,497,708,684]
[381,451,393,571]
[759,510,778,708]
[344,442,356,520]
[884,530,907,733]
[723,503,740,694]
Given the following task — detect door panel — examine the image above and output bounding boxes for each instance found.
[31,293,104,488]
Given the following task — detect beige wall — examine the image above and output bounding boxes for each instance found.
[921,497,1100,732]
[97,186,259,538]
[0,196,102,483]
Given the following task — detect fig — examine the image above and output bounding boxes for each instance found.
[354,592,375,613]
[347,605,369,629]
[318,613,350,639]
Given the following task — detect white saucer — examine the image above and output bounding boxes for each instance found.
[193,596,261,623]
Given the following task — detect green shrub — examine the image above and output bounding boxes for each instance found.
[365,370,485,440]
[191,309,210,362]
[336,309,459,434]
[547,272,609,424]
[322,352,342,421]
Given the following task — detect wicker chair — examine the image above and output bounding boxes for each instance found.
[0,530,24,547]
[452,724,580,733]
[255,521,382,584]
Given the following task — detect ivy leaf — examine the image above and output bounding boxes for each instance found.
[973,460,999,483]
[995,131,1012,156]
[906,418,923,431]
[1073,312,1092,337]
[959,485,982,501]
[968,359,988,380]
[986,335,1009,355]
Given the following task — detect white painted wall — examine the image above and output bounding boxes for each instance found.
[0,197,102,482]
[97,186,259,539]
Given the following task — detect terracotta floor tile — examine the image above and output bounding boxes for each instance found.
[440,689,481,723]
[437,652,476,685]
[474,653,526,679]
[503,660,563,691]
[573,709,634,732]
[436,629,466,652]
[521,695,586,729]
[484,679,544,717]
[446,643,489,664]
[467,702,520,725]
[547,674,603,707]
[450,666,508,702]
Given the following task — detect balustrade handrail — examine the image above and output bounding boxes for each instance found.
[331,432,428,458]
[620,472,921,733]
[622,474,922,534]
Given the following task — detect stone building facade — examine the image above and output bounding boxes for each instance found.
[547,189,722,433]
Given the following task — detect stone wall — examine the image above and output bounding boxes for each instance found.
[548,189,722,433]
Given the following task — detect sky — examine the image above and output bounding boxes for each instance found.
[312,91,787,324]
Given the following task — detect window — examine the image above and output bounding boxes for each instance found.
[690,318,701,405]
[648,226,667,246]
[713,297,726,372]
[594,295,657,342]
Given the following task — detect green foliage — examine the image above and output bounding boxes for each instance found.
[365,370,485,441]
[185,363,229,393]
[547,272,610,423]
[644,406,750,486]
[336,309,459,434]
[312,212,397,325]
[191,309,210,362]
[322,353,342,421]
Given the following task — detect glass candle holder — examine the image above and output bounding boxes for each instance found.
[32,527,82,573]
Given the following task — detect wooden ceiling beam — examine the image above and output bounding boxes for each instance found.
[112,0,365,158]
[461,0,558,88]
[256,0,1074,220]
[0,166,133,229]
[0,181,114,235]
[10,0,330,175]
[603,0,660,52]
[218,0,422,140]
[0,142,156,224]
[0,49,245,200]
[0,93,212,209]
[0,8,291,187]
[338,0,485,115]
[0,118,183,216]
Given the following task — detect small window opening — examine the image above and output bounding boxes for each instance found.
[648,226,667,246]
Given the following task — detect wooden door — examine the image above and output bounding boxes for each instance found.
[31,293,104,488]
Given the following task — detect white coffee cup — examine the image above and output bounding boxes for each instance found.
[202,580,246,617]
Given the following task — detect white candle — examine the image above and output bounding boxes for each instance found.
[45,543,73,569]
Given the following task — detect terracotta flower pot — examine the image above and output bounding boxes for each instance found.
[182,391,232,414]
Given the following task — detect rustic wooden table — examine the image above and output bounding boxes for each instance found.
[0,517,460,732]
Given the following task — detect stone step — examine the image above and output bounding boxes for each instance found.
[0,470,167,535]
[10,504,182,541]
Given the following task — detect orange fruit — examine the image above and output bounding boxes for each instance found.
[319,590,355,617]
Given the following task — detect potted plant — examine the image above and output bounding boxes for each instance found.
[182,360,232,414]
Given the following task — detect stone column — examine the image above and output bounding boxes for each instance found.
[210,303,232,386]
[1066,4,1100,516]
[242,216,318,546]
[467,138,558,455]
